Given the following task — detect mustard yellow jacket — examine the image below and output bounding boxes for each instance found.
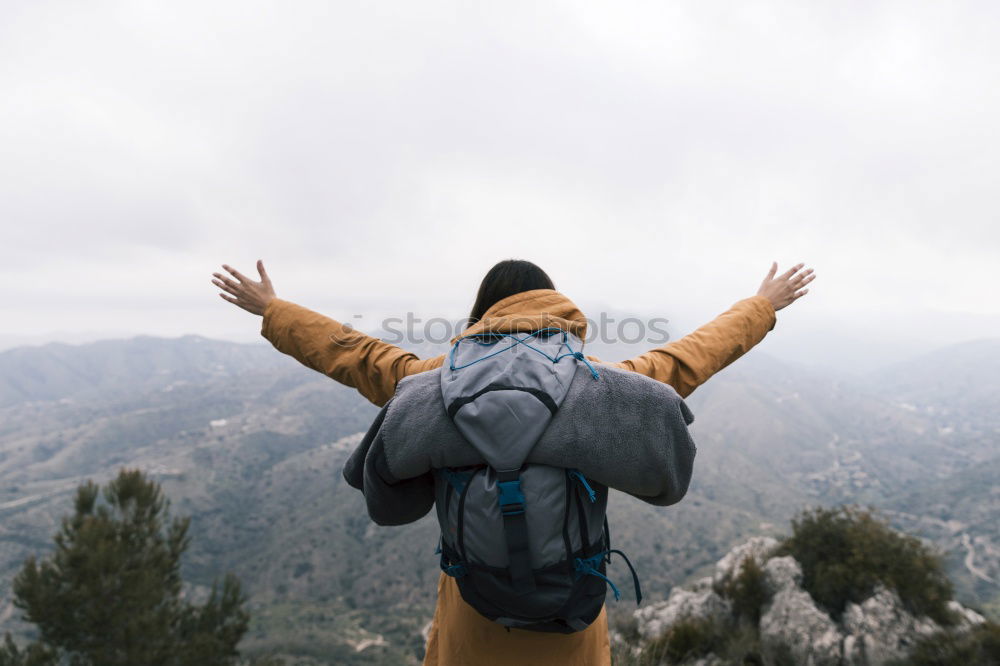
[260,289,776,666]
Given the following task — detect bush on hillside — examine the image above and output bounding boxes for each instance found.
[775,506,954,624]
[614,616,771,666]
[899,621,1000,666]
[639,617,725,664]
[718,555,771,626]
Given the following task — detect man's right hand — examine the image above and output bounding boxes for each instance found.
[212,260,276,316]
[757,262,815,311]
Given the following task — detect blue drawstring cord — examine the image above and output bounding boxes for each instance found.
[569,470,597,503]
[574,553,621,601]
[569,351,601,381]
[573,549,643,605]
[449,327,566,369]
[448,328,600,380]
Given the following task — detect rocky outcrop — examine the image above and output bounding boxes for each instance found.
[841,585,940,665]
[712,536,778,587]
[761,555,801,594]
[759,556,842,665]
[948,599,987,630]
[632,539,987,666]
[634,577,731,641]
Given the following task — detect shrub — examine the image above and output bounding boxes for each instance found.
[640,617,726,665]
[719,555,771,625]
[901,621,1000,665]
[775,506,954,624]
[611,611,642,645]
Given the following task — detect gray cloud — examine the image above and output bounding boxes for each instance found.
[1,0,998,362]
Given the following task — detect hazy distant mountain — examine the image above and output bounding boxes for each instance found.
[870,338,1000,438]
[0,335,299,407]
[0,335,996,663]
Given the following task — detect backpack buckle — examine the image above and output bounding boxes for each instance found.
[497,479,525,516]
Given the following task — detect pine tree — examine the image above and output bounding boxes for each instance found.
[3,469,250,666]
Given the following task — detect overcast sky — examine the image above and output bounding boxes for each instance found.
[1,1,998,369]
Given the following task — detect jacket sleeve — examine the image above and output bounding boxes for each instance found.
[260,298,445,406]
[609,295,776,398]
[343,399,436,526]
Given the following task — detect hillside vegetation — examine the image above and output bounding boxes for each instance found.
[776,506,954,624]
[1,336,997,664]
[616,507,998,666]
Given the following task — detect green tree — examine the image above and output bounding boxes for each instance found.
[3,469,250,666]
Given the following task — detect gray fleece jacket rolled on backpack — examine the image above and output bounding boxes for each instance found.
[343,329,697,633]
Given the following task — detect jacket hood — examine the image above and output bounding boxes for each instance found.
[453,289,588,343]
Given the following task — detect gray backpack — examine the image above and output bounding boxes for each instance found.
[434,329,641,633]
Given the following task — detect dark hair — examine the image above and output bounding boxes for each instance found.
[468,259,555,324]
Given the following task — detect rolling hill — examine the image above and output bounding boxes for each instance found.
[0,334,996,663]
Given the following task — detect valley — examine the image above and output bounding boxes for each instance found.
[0,335,996,663]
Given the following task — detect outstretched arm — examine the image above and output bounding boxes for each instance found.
[212,261,442,406]
[612,262,815,397]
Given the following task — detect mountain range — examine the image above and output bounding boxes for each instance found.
[0,334,996,664]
